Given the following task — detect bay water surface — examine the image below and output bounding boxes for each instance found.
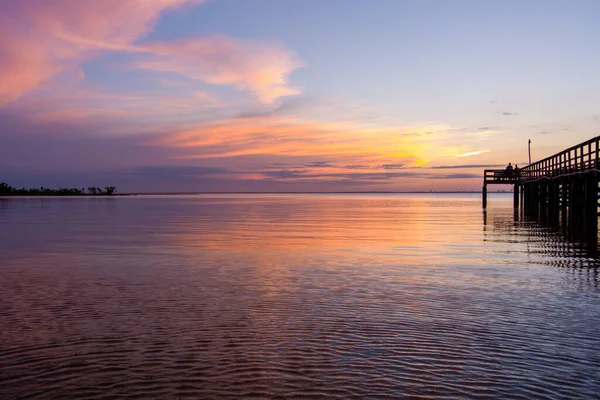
[1,193,599,399]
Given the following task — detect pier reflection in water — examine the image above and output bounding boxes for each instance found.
[1,194,599,399]
[484,203,600,271]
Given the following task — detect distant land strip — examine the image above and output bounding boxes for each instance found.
[1,183,514,197]
[112,190,509,195]
[0,182,117,196]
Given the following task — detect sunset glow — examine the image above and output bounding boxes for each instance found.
[2,0,599,192]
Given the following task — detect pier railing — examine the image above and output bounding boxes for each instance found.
[484,169,519,184]
[519,136,600,182]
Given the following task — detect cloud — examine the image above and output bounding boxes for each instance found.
[128,165,235,178]
[304,161,335,168]
[260,169,425,182]
[502,112,518,116]
[256,165,482,184]
[149,115,456,170]
[454,150,490,158]
[0,22,63,104]
[428,173,481,179]
[0,0,205,103]
[430,164,503,169]
[0,0,303,105]
[379,163,405,170]
[262,169,309,179]
[343,164,371,170]
[136,36,303,103]
[0,110,172,171]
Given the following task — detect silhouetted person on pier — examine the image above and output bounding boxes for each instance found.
[514,164,520,179]
[505,163,514,178]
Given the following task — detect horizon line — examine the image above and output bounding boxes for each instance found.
[119,190,513,195]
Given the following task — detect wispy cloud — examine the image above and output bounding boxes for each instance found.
[430,164,502,169]
[428,173,480,179]
[0,0,206,103]
[136,36,303,103]
[454,150,491,158]
[380,163,406,170]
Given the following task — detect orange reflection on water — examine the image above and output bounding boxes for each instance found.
[158,195,437,258]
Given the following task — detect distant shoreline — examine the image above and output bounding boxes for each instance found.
[119,190,513,195]
[0,183,118,197]
[0,193,133,197]
[2,191,514,197]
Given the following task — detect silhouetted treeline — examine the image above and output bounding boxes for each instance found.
[0,182,116,196]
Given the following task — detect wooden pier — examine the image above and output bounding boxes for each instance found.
[483,136,600,244]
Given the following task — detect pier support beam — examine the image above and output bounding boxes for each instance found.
[584,174,598,243]
[560,180,567,228]
[482,184,487,208]
[513,183,520,209]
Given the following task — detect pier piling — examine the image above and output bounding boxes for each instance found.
[482,185,487,208]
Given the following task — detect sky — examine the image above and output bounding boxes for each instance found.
[1,0,599,192]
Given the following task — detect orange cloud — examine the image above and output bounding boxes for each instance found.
[150,115,455,167]
[0,0,204,103]
[136,36,303,103]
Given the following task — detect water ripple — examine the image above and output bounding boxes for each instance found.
[1,194,600,399]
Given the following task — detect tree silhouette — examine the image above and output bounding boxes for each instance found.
[0,182,117,196]
[0,182,14,195]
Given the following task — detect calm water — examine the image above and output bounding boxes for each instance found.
[1,194,599,399]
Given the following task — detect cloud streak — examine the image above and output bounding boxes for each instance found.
[0,0,206,103]
[454,150,490,158]
[150,115,457,169]
[430,164,503,169]
[137,36,303,104]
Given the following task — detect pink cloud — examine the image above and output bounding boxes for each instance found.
[136,36,303,103]
[0,0,302,106]
[0,22,62,104]
[0,0,204,103]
